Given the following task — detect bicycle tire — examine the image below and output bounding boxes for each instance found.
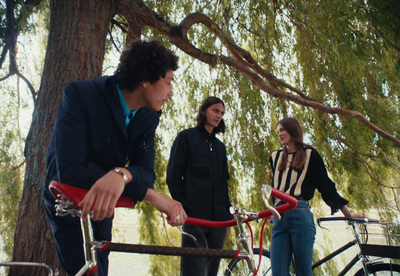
[354,263,400,275]
[224,248,271,276]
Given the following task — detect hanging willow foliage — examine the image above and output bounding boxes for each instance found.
[127,0,400,274]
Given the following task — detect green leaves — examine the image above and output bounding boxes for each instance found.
[0,96,24,260]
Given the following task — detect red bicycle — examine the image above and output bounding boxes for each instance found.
[48,181,298,276]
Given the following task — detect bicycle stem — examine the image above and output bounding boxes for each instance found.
[350,222,371,275]
[76,214,98,276]
[232,207,256,273]
[261,185,281,220]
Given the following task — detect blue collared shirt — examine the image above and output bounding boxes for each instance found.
[117,84,137,126]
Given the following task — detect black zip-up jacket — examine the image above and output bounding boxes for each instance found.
[166,127,232,221]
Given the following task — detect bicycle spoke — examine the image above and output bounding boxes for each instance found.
[224,249,272,276]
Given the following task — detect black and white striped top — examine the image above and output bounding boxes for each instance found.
[269,147,348,214]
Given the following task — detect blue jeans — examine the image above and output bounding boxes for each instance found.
[270,200,316,276]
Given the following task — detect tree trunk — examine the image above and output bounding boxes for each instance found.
[10,1,117,275]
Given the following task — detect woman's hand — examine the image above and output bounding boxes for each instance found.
[341,205,366,218]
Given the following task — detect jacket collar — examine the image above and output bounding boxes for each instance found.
[91,76,161,139]
[196,126,215,141]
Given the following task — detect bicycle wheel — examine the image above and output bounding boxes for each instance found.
[224,248,271,276]
[354,263,400,275]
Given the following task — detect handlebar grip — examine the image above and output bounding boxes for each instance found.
[49,181,135,208]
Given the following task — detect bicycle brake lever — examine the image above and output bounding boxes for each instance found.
[176,226,197,242]
[261,185,281,220]
[317,218,329,231]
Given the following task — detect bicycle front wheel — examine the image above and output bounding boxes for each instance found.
[224,248,271,276]
[354,263,400,275]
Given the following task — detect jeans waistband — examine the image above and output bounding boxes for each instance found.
[296,199,309,206]
[275,197,309,207]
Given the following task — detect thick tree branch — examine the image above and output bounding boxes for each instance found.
[118,0,400,147]
[0,72,12,82]
[16,72,37,106]
[0,43,8,70]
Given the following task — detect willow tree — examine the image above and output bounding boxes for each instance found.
[1,0,399,275]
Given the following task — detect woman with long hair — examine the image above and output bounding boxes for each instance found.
[269,117,362,276]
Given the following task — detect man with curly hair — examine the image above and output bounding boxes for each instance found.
[44,40,187,275]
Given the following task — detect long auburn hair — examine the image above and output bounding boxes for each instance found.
[277,118,312,171]
[196,96,226,134]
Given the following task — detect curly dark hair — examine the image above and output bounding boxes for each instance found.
[114,40,179,91]
[196,96,226,134]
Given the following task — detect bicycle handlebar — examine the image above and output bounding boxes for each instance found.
[49,181,298,228]
[317,217,380,228]
[186,188,297,228]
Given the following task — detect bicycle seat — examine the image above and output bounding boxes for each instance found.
[49,181,135,209]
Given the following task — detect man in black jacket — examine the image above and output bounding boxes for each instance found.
[167,96,232,276]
